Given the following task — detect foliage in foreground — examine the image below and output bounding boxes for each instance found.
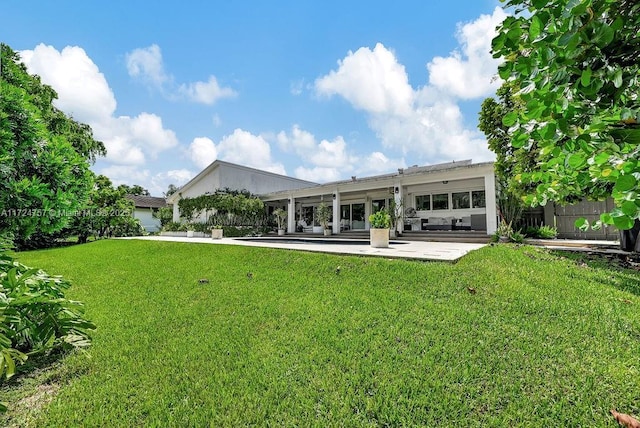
[493,0,640,231]
[4,240,638,426]
[0,238,95,412]
[0,44,104,245]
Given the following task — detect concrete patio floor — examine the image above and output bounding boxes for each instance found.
[124,235,487,262]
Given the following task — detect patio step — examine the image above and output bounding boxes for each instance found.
[287,231,491,244]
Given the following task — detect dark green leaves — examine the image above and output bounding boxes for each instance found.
[614,175,637,192]
[580,67,592,87]
[490,0,640,230]
[502,111,518,127]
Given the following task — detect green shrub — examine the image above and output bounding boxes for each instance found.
[523,225,558,239]
[510,230,525,243]
[369,210,391,229]
[0,238,95,411]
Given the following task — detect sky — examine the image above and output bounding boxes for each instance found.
[3,0,507,196]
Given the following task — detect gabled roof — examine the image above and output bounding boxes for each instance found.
[126,195,167,209]
[166,160,317,203]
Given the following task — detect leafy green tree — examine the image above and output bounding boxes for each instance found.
[479,81,531,224]
[153,206,173,229]
[164,184,178,197]
[117,184,150,196]
[69,175,143,243]
[492,0,640,231]
[0,44,104,245]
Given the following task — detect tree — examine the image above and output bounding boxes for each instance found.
[164,184,179,197]
[479,82,533,224]
[68,175,143,243]
[492,0,640,232]
[117,184,150,196]
[1,44,101,245]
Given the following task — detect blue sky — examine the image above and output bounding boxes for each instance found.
[4,0,506,195]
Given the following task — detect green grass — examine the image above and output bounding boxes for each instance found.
[2,240,639,426]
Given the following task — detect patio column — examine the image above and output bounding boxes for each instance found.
[484,173,497,234]
[172,197,181,222]
[332,190,340,235]
[287,196,296,233]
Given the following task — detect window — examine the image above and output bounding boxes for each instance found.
[432,193,449,210]
[372,199,386,213]
[472,190,486,208]
[452,192,470,209]
[341,204,350,220]
[415,195,430,210]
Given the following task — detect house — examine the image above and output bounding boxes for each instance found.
[169,159,498,236]
[166,160,317,222]
[126,195,168,233]
[260,160,498,235]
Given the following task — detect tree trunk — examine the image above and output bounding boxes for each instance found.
[620,219,640,252]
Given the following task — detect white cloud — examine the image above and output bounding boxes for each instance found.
[99,165,150,186]
[187,137,218,169]
[275,125,404,183]
[187,130,286,175]
[290,79,305,96]
[217,129,286,175]
[178,76,236,105]
[313,9,507,166]
[125,44,169,88]
[125,44,235,105]
[20,44,178,167]
[315,43,414,116]
[427,7,507,99]
[149,169,194,195]
[20,44,117,124]
[294,166,342,183]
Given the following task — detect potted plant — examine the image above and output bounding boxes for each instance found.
[273,208,287,236]
[211,225,223,239]
[388,198,404,238]
[496,219,513,243]
[316,202,332,236]
[186,223,195,238]
[369,210,391,248]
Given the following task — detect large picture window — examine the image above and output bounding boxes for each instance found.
[472,190,486,208]
[452,192,470,209]
[415,195,430,210]
[432,193,449,210]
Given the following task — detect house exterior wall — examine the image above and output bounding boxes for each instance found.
[263,162,498,235]
[169,161,315,222]
[134,208,161,232]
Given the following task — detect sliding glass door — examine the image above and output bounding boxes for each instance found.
[340,202,366,230]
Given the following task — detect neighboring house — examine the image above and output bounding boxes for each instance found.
[167,160,317,222]
[126,195,168,233]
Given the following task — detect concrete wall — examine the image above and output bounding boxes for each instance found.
[134,208,161,232]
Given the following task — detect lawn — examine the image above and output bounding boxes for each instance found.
[2,240,639,426]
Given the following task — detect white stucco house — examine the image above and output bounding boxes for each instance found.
[168,159,498,236]
[126,195,168,233]
[167,160,317,221]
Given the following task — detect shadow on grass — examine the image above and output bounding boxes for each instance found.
[0,349,88,426]
[551,250,640,297]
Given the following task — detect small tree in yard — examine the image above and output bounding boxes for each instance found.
[273,208,287,231]
[492,0,640,248]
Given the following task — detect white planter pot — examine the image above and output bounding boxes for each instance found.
[312,226,323,234]
[324,228,332,236]
[370,228,390,248]
[186,230,194,238]
[277,229,285,236]
[211,229,223,239]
